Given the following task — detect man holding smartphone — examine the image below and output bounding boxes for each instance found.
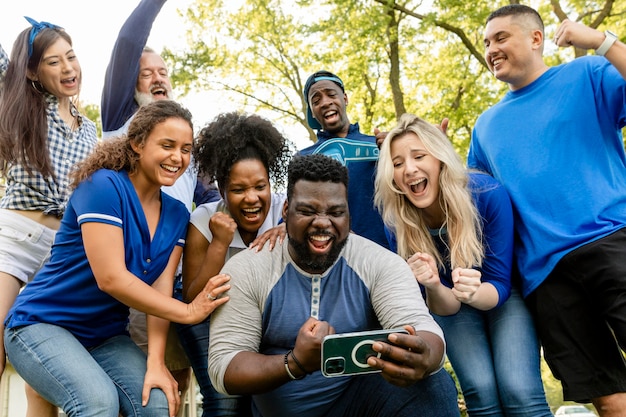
[207,154,459,417]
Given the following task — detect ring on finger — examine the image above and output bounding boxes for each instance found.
[207,293,217,300]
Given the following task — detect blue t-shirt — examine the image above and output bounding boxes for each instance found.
[299,123,389,249]
[468,56,626,297]
[6,169,189,347]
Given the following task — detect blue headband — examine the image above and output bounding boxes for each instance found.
[24,16,61,58]
[311,75,343,89]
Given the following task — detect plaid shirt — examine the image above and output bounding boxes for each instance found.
[0,45,98,217]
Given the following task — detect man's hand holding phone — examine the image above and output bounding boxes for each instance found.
[367,325,444,387]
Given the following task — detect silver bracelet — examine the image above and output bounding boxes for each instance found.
[283,350,303,380]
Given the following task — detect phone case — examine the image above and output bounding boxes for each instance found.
[321,328,409,377]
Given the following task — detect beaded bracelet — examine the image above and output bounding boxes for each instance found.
[290,350,308,375]
[284,350,304,380]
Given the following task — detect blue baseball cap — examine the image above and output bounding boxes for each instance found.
[303,71,344,130]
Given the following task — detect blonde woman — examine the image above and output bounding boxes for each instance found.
[375,113,552,416]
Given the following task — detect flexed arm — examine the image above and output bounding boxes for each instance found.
[182,212,237,301]
[555,20,626,79]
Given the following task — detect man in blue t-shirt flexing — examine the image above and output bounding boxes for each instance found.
[468,4,626,414]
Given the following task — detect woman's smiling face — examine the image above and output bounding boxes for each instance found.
[34,37,81,99]
[391,132,443,220]
[223,158,272,242]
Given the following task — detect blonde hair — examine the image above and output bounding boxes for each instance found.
[374,113,483,269]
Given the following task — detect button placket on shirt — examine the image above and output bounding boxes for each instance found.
[143,258,151,275]
[310,275,322,319]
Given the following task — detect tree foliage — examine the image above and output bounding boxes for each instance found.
[80,103,102,138]
[166,0,625,155]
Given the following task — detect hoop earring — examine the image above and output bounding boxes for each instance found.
[30,79,45,94]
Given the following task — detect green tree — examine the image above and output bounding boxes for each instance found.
[168,0,624,152]
[80,103,102,138]
[165,0,331,143]
[372,0,625,151]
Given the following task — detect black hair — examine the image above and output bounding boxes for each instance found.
[287,154,348,200]
[486,4,544,32]
[194,111,292,194]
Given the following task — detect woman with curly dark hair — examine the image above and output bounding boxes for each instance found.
[4,100,230,417]
[179,111,292,417]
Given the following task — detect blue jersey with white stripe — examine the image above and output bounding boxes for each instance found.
[6,169,189,346]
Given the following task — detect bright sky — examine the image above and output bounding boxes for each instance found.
[1,0,310,148]
[1,1,194,106]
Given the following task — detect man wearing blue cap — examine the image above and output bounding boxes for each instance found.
[300,71,389,250]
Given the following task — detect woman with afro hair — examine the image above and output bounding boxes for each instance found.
[177,111,292,417]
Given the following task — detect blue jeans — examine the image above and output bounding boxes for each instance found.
[323,368,459,417]
[4,323,168,417]
[433,288,552,417]
[175,288,250,417]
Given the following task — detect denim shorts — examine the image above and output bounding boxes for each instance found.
[526,227,626,402]
[0,209,56,283]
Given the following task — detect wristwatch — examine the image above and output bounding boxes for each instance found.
[596,30,618,56]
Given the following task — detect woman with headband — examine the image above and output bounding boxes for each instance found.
[0,17,97,417]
